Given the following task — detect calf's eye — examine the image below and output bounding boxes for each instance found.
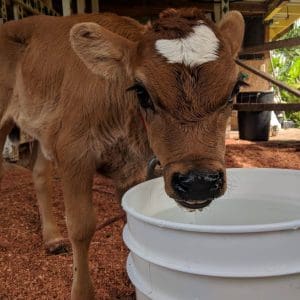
[127,83,155,111]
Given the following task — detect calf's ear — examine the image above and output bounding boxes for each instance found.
[70,22,135,79]
[218,11,244,57]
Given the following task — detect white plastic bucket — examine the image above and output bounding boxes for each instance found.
[122,168,300,300]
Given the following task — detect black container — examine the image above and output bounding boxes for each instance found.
[237,91,274,141]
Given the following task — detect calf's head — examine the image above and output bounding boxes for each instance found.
[70,8,245,209]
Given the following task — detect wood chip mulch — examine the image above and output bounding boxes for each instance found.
[0,139,299,299]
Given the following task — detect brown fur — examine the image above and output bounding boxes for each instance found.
[0,8,244,299]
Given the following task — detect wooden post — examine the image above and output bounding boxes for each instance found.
[62,0,72,16]
[42,0,52,9]
[213,3,221,22]
[215,0,229,22]
[221,0,229,16]
[77,0,85,13]
[0,0,7,22]
[13,3,21,20]
[91,0,99,13]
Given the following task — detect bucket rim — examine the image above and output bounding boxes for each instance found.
[122,168,300,234]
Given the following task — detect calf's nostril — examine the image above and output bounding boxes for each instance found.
[172,173,189,193]
[209,174,220,181]
[211,181,222,191]
[206,172,223,181]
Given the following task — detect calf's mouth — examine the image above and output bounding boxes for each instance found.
[175,198,213,210]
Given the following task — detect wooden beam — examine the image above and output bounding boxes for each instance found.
[233,103,300,112]
[240,37,300,54]
[270,16,300,28]
[269,15,300,40]
[231,1,268,15]
[101,1,268,17]
[235,59,300,98]
[101,1,269,17]
[100,3,214,17]
[265,0,287,20]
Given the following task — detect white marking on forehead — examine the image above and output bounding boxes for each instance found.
[155,24,219,67]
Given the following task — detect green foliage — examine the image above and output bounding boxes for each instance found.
[288,112,300,127]
[271,22,300,126]
[288,58,300,80]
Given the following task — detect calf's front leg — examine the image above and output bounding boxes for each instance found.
[61,167,96,300]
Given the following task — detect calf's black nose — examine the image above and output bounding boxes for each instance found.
[171,170,224,200]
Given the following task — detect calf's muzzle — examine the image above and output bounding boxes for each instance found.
[147,157,226,209]
[171,170,224,209]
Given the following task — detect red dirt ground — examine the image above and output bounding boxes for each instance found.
[1,136,300,299]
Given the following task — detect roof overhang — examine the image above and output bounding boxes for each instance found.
[265,0,300,40]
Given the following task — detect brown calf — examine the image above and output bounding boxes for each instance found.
[0,8,244,299]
